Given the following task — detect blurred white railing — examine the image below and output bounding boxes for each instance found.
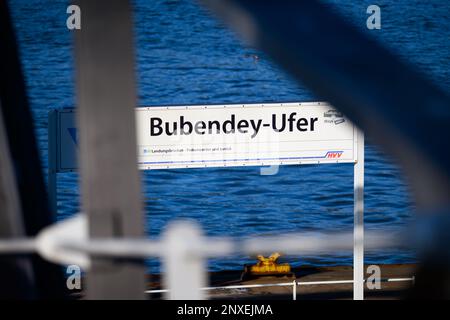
[0,214,407,300]
[146,277,415,300]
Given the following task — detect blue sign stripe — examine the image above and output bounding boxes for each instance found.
[139,151,344,165]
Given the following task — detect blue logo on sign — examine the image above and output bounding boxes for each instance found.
[68,128,78,145]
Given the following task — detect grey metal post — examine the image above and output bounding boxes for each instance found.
[73,0,146,299]
[353,128,364,300]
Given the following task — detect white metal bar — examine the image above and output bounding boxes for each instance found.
[298,279,354,286]
[292,280,297,300]
[353,128,365,300]
[163,221,207,300]
[386,277,415,282]
[0,229,400,259]
[203,282,294,290]
[147,289,168,293]
[145,277,415,294]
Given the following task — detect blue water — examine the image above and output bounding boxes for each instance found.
[9,0,449,271]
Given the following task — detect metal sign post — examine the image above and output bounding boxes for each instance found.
[354,128,364,300]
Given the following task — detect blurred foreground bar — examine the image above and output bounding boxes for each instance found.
[73,0,146,299]
[201,0,450,207]
[200,0,450,298]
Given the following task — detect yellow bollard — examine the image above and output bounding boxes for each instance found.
[242,252,293,279]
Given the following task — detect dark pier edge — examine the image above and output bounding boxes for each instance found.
[0,1,67,299]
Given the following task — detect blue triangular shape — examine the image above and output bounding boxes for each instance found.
[68,128,78,145]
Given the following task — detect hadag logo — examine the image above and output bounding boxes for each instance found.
[323,110,345,125]
[326,151,343,159]
[68,128,78,145]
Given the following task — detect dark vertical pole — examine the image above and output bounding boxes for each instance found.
[47,110,58,217]
[0,1,66,298]
[73,0,146,299]
[0,103,36,299]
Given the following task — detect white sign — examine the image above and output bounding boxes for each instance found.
[51,102,357,171]
[136,102,356,169]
